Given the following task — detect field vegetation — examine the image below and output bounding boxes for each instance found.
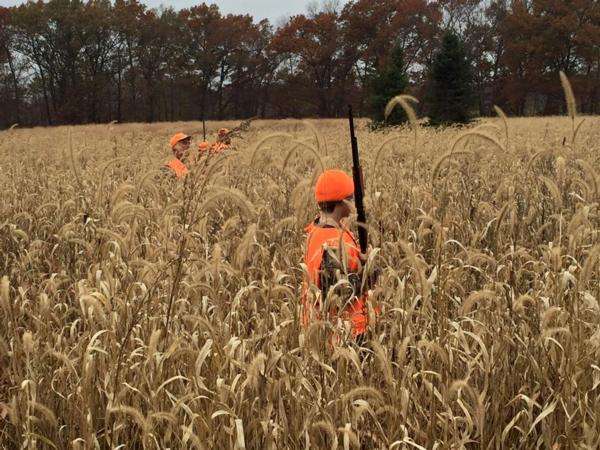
[1,97,600,446]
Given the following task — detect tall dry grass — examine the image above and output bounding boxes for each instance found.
[1,111,600,449]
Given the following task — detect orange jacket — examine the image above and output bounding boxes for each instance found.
[198,141,230,155]
[165,158,189,178]
[211,142,230,153]
[302,220,372,336]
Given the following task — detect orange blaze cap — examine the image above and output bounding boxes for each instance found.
[315,169,354,202]
[170,132,190,148]
[198,141,210,151]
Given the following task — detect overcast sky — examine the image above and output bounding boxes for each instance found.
[0,0,350,23]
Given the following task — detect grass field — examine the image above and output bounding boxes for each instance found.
[1,112,600,448]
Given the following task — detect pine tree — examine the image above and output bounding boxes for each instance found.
[427,32,474,126]
[368,42,409,127]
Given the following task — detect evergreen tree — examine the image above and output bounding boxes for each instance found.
[427,32,474,126]
[368,42,409,127]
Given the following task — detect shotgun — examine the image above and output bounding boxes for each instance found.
[202,115,206,141]
[348,105,368,253]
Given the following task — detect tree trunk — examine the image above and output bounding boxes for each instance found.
[170,77,175,121]
[127,42,137,119]
[200,79,209,121]
[162,83,168,121]
[5,47,21,125]
[146,77,155,122]
[39,68,53,126]
[593,55,600,114]
[117,65,122,122]
[217,63,226,119]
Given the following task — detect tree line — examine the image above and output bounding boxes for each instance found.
[0,0,599,128]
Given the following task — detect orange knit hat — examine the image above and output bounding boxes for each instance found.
[170,132,190,148]
[198,141,210,151]
[315,169,354,202]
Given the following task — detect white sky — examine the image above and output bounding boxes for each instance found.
[0,0,349,23]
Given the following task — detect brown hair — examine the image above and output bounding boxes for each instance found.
[318,201,340,213]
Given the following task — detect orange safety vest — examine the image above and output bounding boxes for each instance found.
[302,221,372,336]
[166,158,189,178]
[198,141,229,155]
[211,142,230,153]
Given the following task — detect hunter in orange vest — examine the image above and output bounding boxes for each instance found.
[198,140,228,155]
[217,128,231,146]
[302,169,378,339]
[197,141,211,154]
[197,128,232,155]
[165,132,192,178]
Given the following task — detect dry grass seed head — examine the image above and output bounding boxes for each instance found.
[559,71,577,120]
[460,290,496,316]
[493,105,509,147]
[248,133,294,166]
[384,95,419,128]
[200,186,256,220]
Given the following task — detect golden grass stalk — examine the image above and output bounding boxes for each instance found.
[575,159,599,199]
[312,421,338,449]
[135,168,162,201]
[493,200,514,241]
[525,148,554,174]
[289,140,325,174]
[560,71,578,146]
[384,95,419,126]
[538,176,563,209]
[67,127,91,212]
[514,294,537,313]
[573,118,585,143]
[108,405,150,436]
[235,419,246,449]
[0,276,9,309]
[384,95,420,178]
[27,401,58,428]
[451,130,505,154]
[559,71,577,120]
[302,120,327,155]
[97,156,130,207]
[248,133,293,165]
[234,223,258,269]
[147,328,162,362]
[22,331,34,354]
[342,385,385,404]
[281,140,325,175]
[339,423,360,449]
[460,290,496,315]
[200,186,257,220]
[581,245,600,286]
[493,105,509,149]
[431,149,474,182]
[473,122,501,133]
[371,136,404,181]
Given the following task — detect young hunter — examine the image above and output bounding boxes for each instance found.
[302,169,378,339]
[165,133,192,178]
[198,128,232,155]
[217,128,231,146]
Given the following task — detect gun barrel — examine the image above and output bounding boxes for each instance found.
[348,105,368,253]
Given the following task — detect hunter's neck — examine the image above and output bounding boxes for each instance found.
[319,213,343,227]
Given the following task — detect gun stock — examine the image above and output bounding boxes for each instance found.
[348,105,368,253]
